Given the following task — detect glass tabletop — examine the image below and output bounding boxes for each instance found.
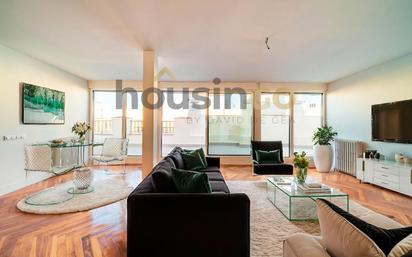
[25,186,74,206]
[267,176,347,197]
[30,141,103,148]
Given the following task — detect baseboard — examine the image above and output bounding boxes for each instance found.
[0,172,53,196]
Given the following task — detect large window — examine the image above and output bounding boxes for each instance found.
[93,89,324,159]
[93,91,123,155]
[126,92,143,155]
[161,91,206,156]
[93,90,143,156]
[260,93,290,156]
[208,93,253,155]
[293,93,323,156]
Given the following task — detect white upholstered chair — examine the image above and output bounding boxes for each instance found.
[24,145,53,176]
[92,138,129,174]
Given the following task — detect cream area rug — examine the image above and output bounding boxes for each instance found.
[17,177,134,214]
[226,180,385,257]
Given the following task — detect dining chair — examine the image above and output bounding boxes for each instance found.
[24,145,53,176]
[92,138,129,175]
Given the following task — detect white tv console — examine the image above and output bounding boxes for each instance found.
[356,158,412,197]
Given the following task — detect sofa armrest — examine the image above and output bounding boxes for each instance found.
[206,156,220,168]
[283,233,330,257]
[127,193,250,257]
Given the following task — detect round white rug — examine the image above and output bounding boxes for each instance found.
[17,177,134,214]
[226,180,383,257]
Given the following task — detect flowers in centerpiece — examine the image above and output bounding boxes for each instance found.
[293,151,309,184]
[72,122,90,141]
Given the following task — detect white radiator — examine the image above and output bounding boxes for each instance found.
[334,139,365,176]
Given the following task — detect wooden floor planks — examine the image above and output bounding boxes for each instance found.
[0,164,411,257]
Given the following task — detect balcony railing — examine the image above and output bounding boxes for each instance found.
[94,119,176,135]
[94,119,112,135]
[162,121,175,134]
[129,120,143,134]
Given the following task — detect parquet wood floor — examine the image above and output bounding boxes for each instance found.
[0,164,411,257]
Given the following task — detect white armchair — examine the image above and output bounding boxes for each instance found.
[24,144,75,176]
[92,138,129,174]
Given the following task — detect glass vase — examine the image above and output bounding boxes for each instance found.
[295,167,307,184]
[78,134,85,144]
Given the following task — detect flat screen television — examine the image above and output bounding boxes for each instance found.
[372,99,412,144]
[22,83,65,124]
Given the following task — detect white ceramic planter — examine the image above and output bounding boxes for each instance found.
[313,145,333,172]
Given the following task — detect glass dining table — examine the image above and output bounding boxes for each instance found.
[28,141,103,174]
[49,141,103,167]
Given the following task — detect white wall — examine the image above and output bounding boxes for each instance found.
[327,54,412,160]
[0,44,88,195]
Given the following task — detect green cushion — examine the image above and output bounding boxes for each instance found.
[255,149,281,164]
[182,148,208,169]
[171,168,212,193]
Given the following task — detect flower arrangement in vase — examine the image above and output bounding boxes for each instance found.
[293,151,309,184]
[72,122,90,143]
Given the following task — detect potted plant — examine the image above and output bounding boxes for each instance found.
[312,126,338,172]
[293,151,309,184]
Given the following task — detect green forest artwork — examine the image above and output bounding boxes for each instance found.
[22,83,65,124]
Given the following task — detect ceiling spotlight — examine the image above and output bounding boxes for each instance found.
[265,37,270,50]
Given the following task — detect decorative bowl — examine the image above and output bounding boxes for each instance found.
[73,168,93,190]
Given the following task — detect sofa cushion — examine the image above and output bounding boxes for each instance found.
[182,151,207,170]
[319,199,412,256]
[204,172,225,181]
[401,251,412,257]
[361,213,403,229]
[388,234,412,257]
[255,149,281,164]
[196,166,221,173]
[209,180,230,193]
[171,168,212,193]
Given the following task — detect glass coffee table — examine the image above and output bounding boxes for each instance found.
[267,176,349,221]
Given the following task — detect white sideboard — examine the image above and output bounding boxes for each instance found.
[356,158,412,197]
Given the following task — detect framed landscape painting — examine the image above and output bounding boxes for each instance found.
[22,83,65,124]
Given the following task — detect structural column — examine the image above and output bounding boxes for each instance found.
[142,50,159,177]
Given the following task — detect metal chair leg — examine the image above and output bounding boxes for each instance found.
[123,160,126,175]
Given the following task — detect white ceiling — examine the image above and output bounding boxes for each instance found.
[1,0,412,82]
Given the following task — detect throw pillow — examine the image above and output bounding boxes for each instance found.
[181,151,207,170]
[151,170,177,193]
[183,148,208,168]
[171,168,212,193]
[255,149,281,164]
[318,199,412,256]
[317,199,385,257]
[168,151,185,169]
